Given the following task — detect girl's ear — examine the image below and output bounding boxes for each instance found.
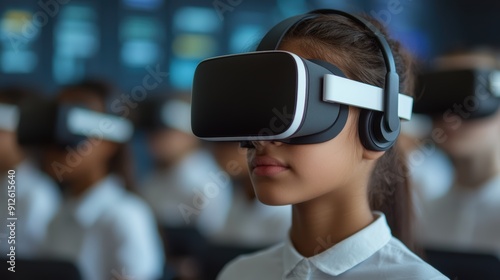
[362,149,385,161]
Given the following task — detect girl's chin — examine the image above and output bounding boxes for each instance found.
[253,187,297,206]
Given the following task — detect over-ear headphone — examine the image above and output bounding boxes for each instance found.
[256,9,402,151]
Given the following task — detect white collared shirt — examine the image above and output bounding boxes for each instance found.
[42,175,165,280]
[218,212,448,280]
[0,160,61,258]
[417,175,500,255]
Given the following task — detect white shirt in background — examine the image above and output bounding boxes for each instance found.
[0,160,61,258]
[41,175,165,280]
[417,175,500,256]
[139,149,232,232]
[409,148,454,202]
[218,212,448,280]
[408,148,454,225]
[200,184,291,248]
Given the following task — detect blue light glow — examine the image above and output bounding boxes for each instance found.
[169,58,199,89]
[173,7,221,33]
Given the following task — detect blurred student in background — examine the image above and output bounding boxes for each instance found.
[0,87,61,258]
[414,49,500,256]
[40,80,165,280]
[137,94,231,278]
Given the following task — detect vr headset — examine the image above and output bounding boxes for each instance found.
[17,100,134,147]
[414,68,500,119]
[191,9,413,151]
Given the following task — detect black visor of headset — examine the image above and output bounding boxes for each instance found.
[414,68,500,119]
[192,50,412,139]
[191,9,414,150]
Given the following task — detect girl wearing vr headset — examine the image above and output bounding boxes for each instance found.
[40,81,165,280]
[216,11,447,279]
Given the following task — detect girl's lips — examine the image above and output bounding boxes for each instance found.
[250,156,289,176]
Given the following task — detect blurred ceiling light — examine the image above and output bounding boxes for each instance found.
[173,7,220,33]
[172,34,217,59]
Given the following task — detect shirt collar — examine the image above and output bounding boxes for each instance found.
[70,175,125,228]
[283,211,392,277]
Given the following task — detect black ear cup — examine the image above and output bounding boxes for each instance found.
[358,109,400,151]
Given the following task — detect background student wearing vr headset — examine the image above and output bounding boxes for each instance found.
[36,80,166,280]
[0,87,61,258]
[190,10,447,279]
[413,49,500,257]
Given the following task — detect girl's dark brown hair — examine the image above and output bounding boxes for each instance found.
[62,80,136,192]
[282,14,417,251]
